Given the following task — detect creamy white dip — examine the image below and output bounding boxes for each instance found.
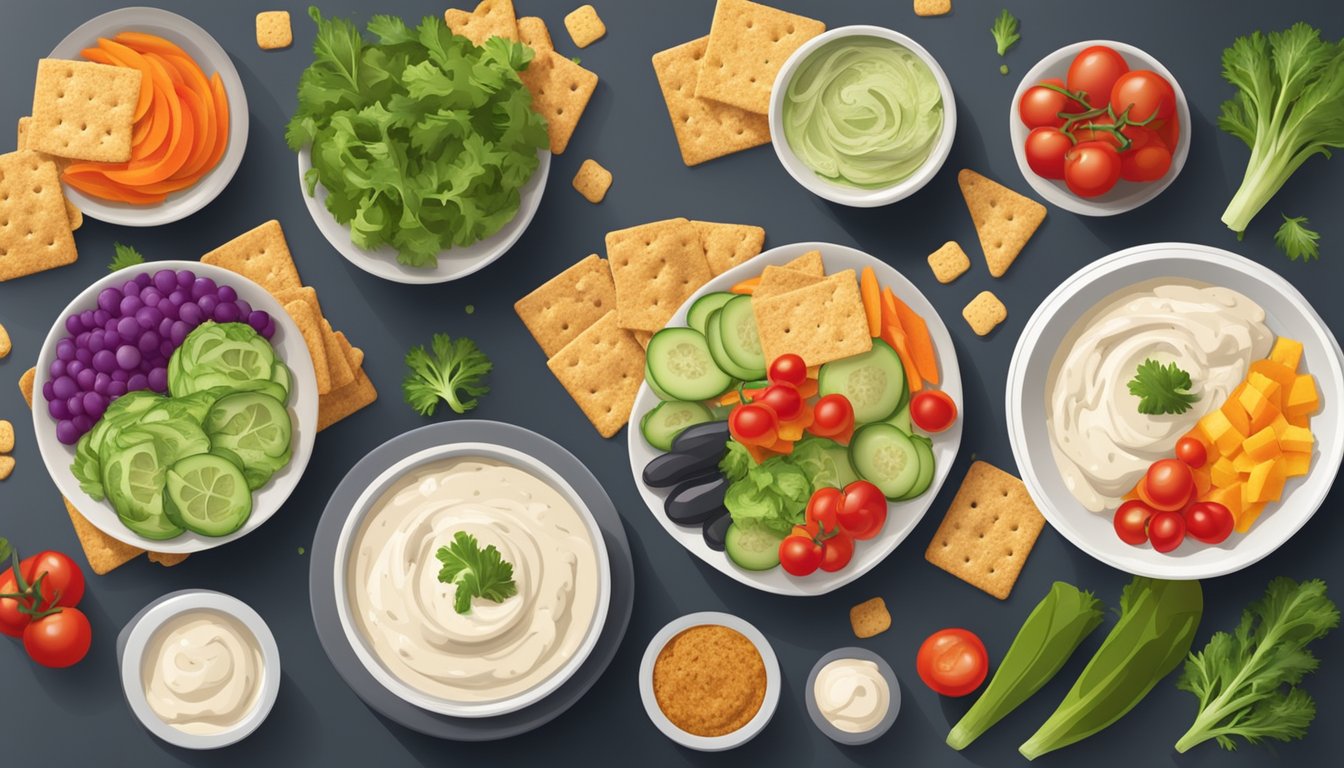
[1047,280,1272,512]
[814,658,891,734]
[348,457,600,703]
[141,610,264,735]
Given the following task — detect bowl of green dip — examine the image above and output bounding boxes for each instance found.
[769,26,955,207]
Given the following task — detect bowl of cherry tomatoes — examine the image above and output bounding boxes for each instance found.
[1009,41,1190,216]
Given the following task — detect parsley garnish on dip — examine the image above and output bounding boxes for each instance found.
[782,36,944,188]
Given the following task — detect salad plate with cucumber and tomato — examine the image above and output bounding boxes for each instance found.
[628,243,963,596]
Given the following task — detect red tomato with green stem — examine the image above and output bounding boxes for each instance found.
[21,551,85,613]
[837,480,888,540]
[1018,78,1085,128]
[23,608,92,669]
[768,354,808,387]
[1070,114,1123,149]
[1147,510,1187,553]
[1067,45,1130,108]
[805,487,844,535]
[729,403,778,446]
[1109,70,1175,123]
[1064,141,1122,197]
[917,628,989,697]
[1121,144,1173,182]
[819,531,855,572]
[1114,499,1156,545]
[779,534,823,576]
[1185,502,1234,545]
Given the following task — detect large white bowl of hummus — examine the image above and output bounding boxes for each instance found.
[1007,243,1344,579]
[333,443,611,718]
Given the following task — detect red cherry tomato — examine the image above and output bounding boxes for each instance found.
[729,403,778,445]
[837,480,888,540]
[910,390,959,434]
[0,569,33,638]
[916,628,989,698]
[1018,78,1083,128]
[805,487,844,535]
[21,551,85,613]
[779,535,823,576]
[819,532,855,572]
[1024,127,1073,180]
[811,394,855,438]
[1071,114,1123,149]
[768,354,808,387]
[1120,144,1173,182]
[1114,499,1156,545]
[1154,114,1180,151]
[1067,45,1130,108]
[1064,141,1122,197]
[1147,510,1187,553]
[1174,437,1208,469]
[1185,502,1235,545]
[1109,70,1175,123]
[22,608,92,668]
[1145,459,1196,511]
[758,383,803,422]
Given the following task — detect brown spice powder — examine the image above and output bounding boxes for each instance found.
[652,625,766,737]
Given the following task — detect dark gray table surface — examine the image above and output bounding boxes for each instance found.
[2,1,1341,766]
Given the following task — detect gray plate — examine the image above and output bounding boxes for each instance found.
[804,647,901,746]
[308,420,635,741]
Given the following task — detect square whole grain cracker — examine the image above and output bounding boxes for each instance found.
[13,117,78,229]
[651,37,772,167]
[284,299,331,394]
[0,419,13,453]
[319,368,378,432]
[915,0,953,17]
[271,286,354,390]
[0,151,78,282]
[572,159,612,203]
[927,240,970,284]
[925,461,1045,600]
[18,367,35,404]
[0,323,10,358]
[696,0,825,114]
[515,254,616,357]
[963,290,1007,336]
[753,270,872,367]
[958,169,1046,278]
[606,218,712,332]
[520,50,598,154]
[563,4,606,48]
[850,597,891,638]
[201,220,303,293]
[334,331,365,371]
[256,11,293,50]
[63,496,144,574]
[517,16,554,52]
[445,0,519,46]
[752,264,822,300]
[546,310,645,437]
[784,249,824,275]
[694,220,765,276]
[632,329,652,349]
[29,59,141,163]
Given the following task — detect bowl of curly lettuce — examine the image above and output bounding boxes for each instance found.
[289,9,552,285]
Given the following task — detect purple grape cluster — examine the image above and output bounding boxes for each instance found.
[44,269,276,445]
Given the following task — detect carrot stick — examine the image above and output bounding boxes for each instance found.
[860,267,881,337]
[731,276,761,294]
[885,289,939,386]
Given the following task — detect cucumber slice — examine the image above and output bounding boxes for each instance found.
[102,439,181,539]
[717,296,766,378]
[640,401,716,451]
[725,523,785,571]
[204,392,292,482]
[115,421,210,464]
[270,362,292,401]
[646,328,733,401]
[644,361,677,401]
[705,309,758,381]
[165,454,253,537]
[687,292,735,335]
[895,436,936,501]
[849,423,922,499]
[171,323,276,396]
[819,339,906,424]
[887,402,913,434]
[72,432,104,500]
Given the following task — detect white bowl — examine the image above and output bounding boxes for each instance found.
[628,242,963,596]
[331,442,612,718]
[32,260,319,554]
[120,590,281,750]
[638,612,781,751]
[1006,243,1344,579]
[49,7,249,227]
[297,148,549,284]
[1008,41,1190,216]
[767,25,956,208]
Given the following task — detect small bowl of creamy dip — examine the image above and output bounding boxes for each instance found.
[118,589,280,750]
[768,25,956,208]
[805,647,900,745]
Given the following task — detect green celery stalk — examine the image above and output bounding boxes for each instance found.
[947,582,1104,751]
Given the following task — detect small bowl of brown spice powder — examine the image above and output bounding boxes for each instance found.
[639,612,781,751]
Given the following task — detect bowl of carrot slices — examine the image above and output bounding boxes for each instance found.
[48,7,247,226]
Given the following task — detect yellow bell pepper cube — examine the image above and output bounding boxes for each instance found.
[1243,426,1281,462]
[1285,374,1319,421]
[1236,502,1267,533]
[1201,409,1245,455]
[1269,337,1304,370]
[1278,425,1314,453]
[1210,456,1239,487]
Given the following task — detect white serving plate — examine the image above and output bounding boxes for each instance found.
[331,441,612,718]
[1006,243,1344,579]
[49,7,249,226]
[628,242,963,596]
[297,148,549,284]
[1008,40,1191,216]
[32,260,319,554]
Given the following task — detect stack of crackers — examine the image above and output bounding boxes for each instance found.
[515,217,766,437]
[201,220,377,432]
[749,251,874,368]
[652,0,824,166]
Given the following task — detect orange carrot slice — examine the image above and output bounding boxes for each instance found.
[885,289,940,387]
[95,38,154,121]
[860,267,881,337]
[62,170,166,204]
[731,275,761,294]
[882,322,924,393]
[114,31,189,59]
[203,72,230,174]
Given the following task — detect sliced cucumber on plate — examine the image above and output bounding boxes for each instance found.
[819,339,906,424]
[640,400,716,451]
[646,328,733,401]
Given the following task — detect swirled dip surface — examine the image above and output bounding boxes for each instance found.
[349,457,600,703]
[813,658,891,734]
[782,36,943,188]
[141,610,264,735]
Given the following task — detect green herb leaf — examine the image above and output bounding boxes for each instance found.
[992,10,1021,56]
[0,538,11,563]
[570,56,581,65]
[402,334,492,416]
[1000,63,1009,75]
[1275,214,1321,262]
[1175,578,1338,752]
[1128,359,1199,415]
[108,243,145,272]
[436,531,518,614]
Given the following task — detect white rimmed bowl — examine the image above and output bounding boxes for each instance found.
[1008,40,1190,216]
[638,612,781,751]
[49,7,249,226]
[32,260,319,554]
[767,25,956,207]
[297,148,549,284]
[119,590,281,750]
[1006,243,1344,579]
[331,441,612,718]
[805,647,901,745]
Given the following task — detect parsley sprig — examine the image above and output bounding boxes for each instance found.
[1128,359,1199,415]
[1275,215,1320,262]
[436,532,518,614]
[991,10,1021,57]
[108,243,145,272]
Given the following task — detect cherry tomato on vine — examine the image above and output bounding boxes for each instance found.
[758,384,803,422]
[1063,141,1121,197]
[1109,70,1176,123]
[768,354,808,387]
[1120,144,1173,182]
[23,608,92,669]
[1071,114,1123,149]
[916,628,989,697]
[0,570,33,638]
[819,532,855,572]
[1185,502,1234,545]
[1175,437,1208,469]
[21,551,85,613]
[1024,127,1072,180]
[1018,78,1083,128]
[1147,510,1187,553]
[779,535,823,576]
[810,394,855,439]
[729,403,778,446]
[837,480,887,540]
[1114,499,1156,545]
[805,487,844,535]
[1067,45,1130,108]
[1154,114,1181,151]
[910,391,959,433]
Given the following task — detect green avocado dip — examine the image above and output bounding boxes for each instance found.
[782,36,944,189]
